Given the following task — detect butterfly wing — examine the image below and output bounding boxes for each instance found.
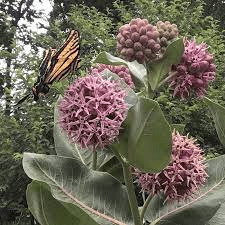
[39,48,57,80]
[44,30,80,84]
[16,30,80,105]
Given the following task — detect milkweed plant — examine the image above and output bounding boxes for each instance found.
[23,18,225,225]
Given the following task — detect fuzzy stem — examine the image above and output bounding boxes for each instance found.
[157,71,177,88]
[92,151,97,170]
[121,161,142,225]
[140,194,153,222]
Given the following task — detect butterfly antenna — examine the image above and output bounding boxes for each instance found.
[15,93,32,106]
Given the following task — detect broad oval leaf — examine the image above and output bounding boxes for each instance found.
[204,97,225,147]
[144,155,225,225]
[23,153,133,225]
[147,38,184,91]
[115,97,172,173]
[27,181,99,225]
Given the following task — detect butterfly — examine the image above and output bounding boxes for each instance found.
[16,29,80,105]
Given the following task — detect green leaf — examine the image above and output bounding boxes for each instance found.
[115,97,172,173]
[93,51,128,66]
[144,155,225,225]
[98,153,124,183]
[54,98,124,181]
[101,69,138,109]
[170,124,185,133]
[93,51,147,89]
[23,153,133,225]
[147,38,184,91]
[204,97,225,147]
[27,181,99,225]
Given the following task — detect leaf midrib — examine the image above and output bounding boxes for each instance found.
[32,156,128,225]
[40,184,50,225]
[132,101,157,148]
[152,179,225,224]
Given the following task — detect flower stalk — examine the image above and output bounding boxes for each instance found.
[140,193,153,222]
[121,161,142,225]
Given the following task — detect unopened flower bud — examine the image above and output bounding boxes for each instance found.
[117,18,161,64]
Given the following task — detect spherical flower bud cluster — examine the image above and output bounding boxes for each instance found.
[134,131,207,202]
[58,74,128,150]
[156,21,179,49]
[169,39,216,99]
[116,18,161,64]
[90,64,135,89]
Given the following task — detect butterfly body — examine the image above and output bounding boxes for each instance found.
[16,30,80,105]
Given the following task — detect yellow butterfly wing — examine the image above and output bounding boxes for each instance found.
[45,30,80,84]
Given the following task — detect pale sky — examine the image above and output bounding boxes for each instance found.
[19,0,53,33]
[0,0,54,105]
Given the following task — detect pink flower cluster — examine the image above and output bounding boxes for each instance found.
[58,74,128,150]
[169,39,216,99]
[134,131,207,202]
[90,64,135,89]
[117,18,161,64]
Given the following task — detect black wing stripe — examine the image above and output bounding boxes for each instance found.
[52,30,79,62]
[45,30,80,84]
[39,49,52,77]
[47,54,80,83]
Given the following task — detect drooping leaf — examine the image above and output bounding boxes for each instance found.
[204,97,225,147]
[147,38,184,91]
[23,153,133,225]
[27,181,99,225]
[93,51,128,66]
[144,155,225,225]
[101,69,138,109]
[93,51,147,89]
[114,97,172,173]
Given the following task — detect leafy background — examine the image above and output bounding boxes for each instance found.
[0,0,225,224]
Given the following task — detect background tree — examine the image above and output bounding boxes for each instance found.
[0,0,43,115]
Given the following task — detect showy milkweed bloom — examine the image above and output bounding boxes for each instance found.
[117,18,161,64]
[169,39,216,99]
[58,74,128,150]
[90,64,135,89]
[134,131,207,202]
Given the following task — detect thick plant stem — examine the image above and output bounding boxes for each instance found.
[92,151,97,170]
[140,194,153,222]
[121,161,142,225]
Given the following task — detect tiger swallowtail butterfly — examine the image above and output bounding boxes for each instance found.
[16,29,80,105]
